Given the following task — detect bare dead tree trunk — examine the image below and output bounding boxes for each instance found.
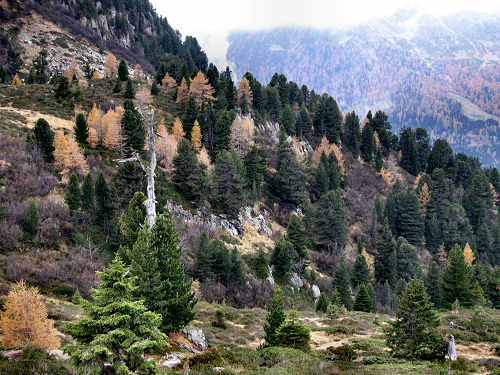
[144,108,157,228]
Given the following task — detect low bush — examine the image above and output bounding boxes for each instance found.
[330,344,356,361]
[0,345,70,375]
[188,349,224,369]
[52,283,74,297]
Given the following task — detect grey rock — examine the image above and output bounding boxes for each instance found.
[49,349,69,360]
[311,284,321,299]
[182,326,208,351]
[290,272,304,289]
[161,353,181,368]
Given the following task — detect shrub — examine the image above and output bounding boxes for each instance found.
[212,310,227,329]
[0,345,68,375]
[188,349,224,369]
[330,344,356,361]
[52,283,74,297]
[450,357,478,372]
[275,313,310,352]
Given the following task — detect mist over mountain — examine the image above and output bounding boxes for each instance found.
[227,10,500,166]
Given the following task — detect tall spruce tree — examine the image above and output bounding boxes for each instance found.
[353,284,372,312]
[263,287,286,347]
[441,244,472,308]
[121,100,145,155]
[64,256,168,374]
[74,114,89,145]
[385,279,441,359]
[129,213,196,332]
[398,189,424,247]
[244,145,267,198]
[375,220,396,286]
[80,173,94,212]
[286,214,309,262]
[95,172,113,228]
[352,252,371,289]
[270,238,296,284]
[296,105,312,140]
[118,59,129,81]
[281,104,296,135]
[343,111,361,158]
[395,237,421,282]
[361,122,375,162]
[173,139,206,202]
[65,174,81,212]
[316,293,329,313]
[118,192,146,263]
[212,150,245,218]
[124,78,135,99]
[314,190,347,252]
[327,151,341,190]
[23,201,39,240]
[334,259,352,310]
[33,118,55,162]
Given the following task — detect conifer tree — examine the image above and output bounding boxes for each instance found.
[353,284,372,312]
[441,244,471,308]
[23,201,39,240]
[129,213,196,332]
[286,214,309,262]
[124,78,135,99]
[361,122,375,162]
[352,252,371,289]
[182,96,198,136]
[118,192,146,259]
[118,59,128,81]
[343,111,361,158]
[425,261,441,308]
[113,77,121,93]
[313,152,330,198]
[367,283,377,312]
[314,190,347,252]
[95,172,113,227]
[385,279,441,359]
[375,148,383,172]
[375,220,396,286]
[33,118,55,162]
[398,189,424,247]
[190,120,202,152]
[316,292,329,313]
[150,80,159,96]
[270,238,296,284]
[296,105,312,140]
[80,173,94,212]
[470,280,489,306]
[173,139,206,202]
[281,104,296,135]
[334,258,352,310]
[382,280,394,311]
[237,76,253,114]
[212,150,245,218]
[65,256,168,374]
[264,287,286,347]
[121,100,145,154]
[176,77,189,104]
[327,151,342,190]
[275,310,311,352]
[65,173,81,212]
[189,71,215,105]
[395,237,421,282]
[74,113,88,145]
[212,110,236,157]
[244,144,267,198]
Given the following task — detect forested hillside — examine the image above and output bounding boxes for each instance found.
[0,1,499,374]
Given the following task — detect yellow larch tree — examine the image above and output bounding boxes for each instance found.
[11,73,22,86]
[331,143,345,175]
[87,103,103,147]
[156,121,179,171]
[189,71,215,105]
[162,73,177,88]
[413,173,423,189]
[175,77,189,104]
[379,167,393,185]
[0,281,60,350]
[63,58,78,81]
[230,115,256,156]
[53,131,89,176]
[198,147,212,170]
[172,117,185,141]
[463,243,475,266]
[361,248,374,272]
[102,106,124,151]
[419,183,431,210]
[103,52,118,78]
[190,120,202,152]
[237,76,253,108]
[133,64,144,81]
[311,136,344,174]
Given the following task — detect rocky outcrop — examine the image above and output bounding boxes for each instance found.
[182,326,208,352]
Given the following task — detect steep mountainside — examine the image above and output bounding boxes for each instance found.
[227,11,500,166]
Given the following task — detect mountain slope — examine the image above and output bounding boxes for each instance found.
[227,10,500,166]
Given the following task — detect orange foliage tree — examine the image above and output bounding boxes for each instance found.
[237,76,253,109]
[172,117,185,141]
[463,243,475,266]
[0,281,60,350]
[53,130,89,176]
[103,52,117,78]
[162,73,177,88]
[102,106,124,151]
[156,121,179,170]
[11,73,22,86]
[312,136,345,174]
[189,71,215,105]
[190,120,202,152]
[419,183,431,210]
[230,115,255,156]
[87,103,103,147]
[175,77,189,104]
[63,58,78,81]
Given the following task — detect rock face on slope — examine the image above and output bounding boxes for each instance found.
[227,11,500,166]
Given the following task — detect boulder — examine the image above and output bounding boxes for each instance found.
[311,284,321,299]
[290,273,304,289]
[49,349,69,360]
[182,327,208,351]
[160,353,181,368]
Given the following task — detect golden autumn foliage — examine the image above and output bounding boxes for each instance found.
[230,115,256,156]
[175,77,189,104]
[11,73,22,86]
[103,52,117,78]
[331,143,345,175]
[419,183,431,209]
[90,70,102,80]
[0,281,60,350]
[161,73,177,88]
[198,147,212,169]
[413,173,423,189]
[237,76,253,107]
[190,121,202,152]
[102,106,124,151]
[133,64,144,81]
[53,130,89,175]
[63,58,78,81]
[87,103,103,147]
[156,122,179,171]
[311,137,345,174]
[172,117,185,141]
[379,167,393,185]
[362,248,374,272]
[463,243,475,266]
[189,71,215,105]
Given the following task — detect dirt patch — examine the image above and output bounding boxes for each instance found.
[237,221,275,255]
[0,106,74,131]
[456,343,498,360]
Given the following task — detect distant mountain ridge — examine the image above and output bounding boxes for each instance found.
[227,10,500,166]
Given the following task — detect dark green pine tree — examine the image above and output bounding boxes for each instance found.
[124,78,135,99]
[313,152,330,198]
[327,151,341,190]
[425,261,441,308]
[425,214,441,255]
[385,279,441,359]
[398,189,424,247]
[212,150,245,218]
[121,100,145,155]
[23,201,39,240]
[182,96,198,137]
[270,238,296,284]
[95,172,113,228]
[441,244,471,308]
[173,139,206,202]
[382,280,394,311]
[129,213,196,332]
[263,287,286,347]
[314,190,347,252]
[64,256,168,374]
[286,214,309,262]
[265,86,281,123]
[395,237,421,282]
[353,284,372,312]
[244,145,267,199]
[118,59,129,81]
[74,114,88,145]
[375,220,396,287]
[268,131,305,209]
[80,173,94,212]
[334,258,352,310]
[462,170,492,231]
[296,105,312,140]
[375,148,383,172]
[117,192,146,263]
[30,49,49,84]
[150,81,159,96]
[367,283,376,312]
[212,110,236,158]
[352,252,371,289]
[361,122,375,162]
[65,174,81,212]
[313,94,342,143]
[113,77,121,93]
[343,111,361,158]
[281,104,296,135]
[33,118,55,162]
[399,127,418,175]
[316,292,329,313]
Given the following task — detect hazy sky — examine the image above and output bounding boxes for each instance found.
[150,0,500,68]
